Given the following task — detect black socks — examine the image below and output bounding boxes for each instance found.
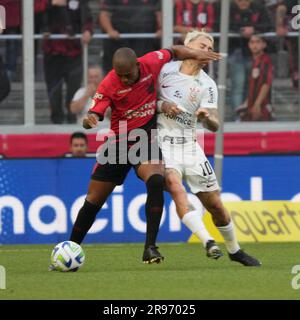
[144,174,164,248]
[70,200,101,244]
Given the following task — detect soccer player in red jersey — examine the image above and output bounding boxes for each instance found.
[69,46,220,264]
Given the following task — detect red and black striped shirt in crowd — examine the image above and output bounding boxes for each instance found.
[175,0,215,30]
[247,53,273,121]
[42,1,93,58]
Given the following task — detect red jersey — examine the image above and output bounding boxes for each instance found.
[89,49,172,134]
[175,0,215,30]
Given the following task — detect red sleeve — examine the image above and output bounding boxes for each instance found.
[88,82,112,118]
[139,49,172,75]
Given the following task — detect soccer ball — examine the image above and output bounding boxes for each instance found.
[50,241,85,272]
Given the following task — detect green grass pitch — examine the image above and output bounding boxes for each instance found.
[0,242,300,300]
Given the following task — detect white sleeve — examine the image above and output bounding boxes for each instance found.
[157,100,164,112]
[200,80,218,109]
[72,88,86,102]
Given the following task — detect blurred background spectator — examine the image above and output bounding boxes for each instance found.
[42,0,93,124]
[70,65,103,124]
[99,0,161,75]
[236,34,274,121]
[67,131,89,157]
[226,0,272,119]
[0,53,11,103]
[174,0,215,37]
[0,0,299,124]
[275,0,298,89]
[0,0,21,81]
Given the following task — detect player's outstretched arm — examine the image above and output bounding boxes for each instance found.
[82,113,100,129]
[195,108,219,132]
[171,45,221,64]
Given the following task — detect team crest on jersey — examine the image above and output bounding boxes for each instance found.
[189,87,201,103]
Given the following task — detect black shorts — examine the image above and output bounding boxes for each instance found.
[91,120,163,185]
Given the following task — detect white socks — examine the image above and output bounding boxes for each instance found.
[217,221,240,254]
[182,210,214,247]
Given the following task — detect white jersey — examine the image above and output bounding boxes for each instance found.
[157,60,218,140]
[157,61,220,193]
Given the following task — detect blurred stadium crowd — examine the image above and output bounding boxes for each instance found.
[0,0,299,124]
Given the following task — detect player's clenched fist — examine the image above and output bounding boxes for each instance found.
[195,108,210,120]
[83,113,99,129]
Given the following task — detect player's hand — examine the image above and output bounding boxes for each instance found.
[194,50,221,64]
[83,113,99,129]
[195,108,210,120]
[162,101,183,116]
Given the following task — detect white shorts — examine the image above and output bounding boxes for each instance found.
[161,141,220,194]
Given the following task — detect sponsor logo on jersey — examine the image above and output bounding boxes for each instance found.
[117,88,132,94]
[124,100,156,119]
[155,51,164,60]
[165,112,193,128]
[174,90,183,99]
[207,87,214,104]
[94,93,104,100]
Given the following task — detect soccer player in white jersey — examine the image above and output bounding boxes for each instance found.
[157,30,261,266]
